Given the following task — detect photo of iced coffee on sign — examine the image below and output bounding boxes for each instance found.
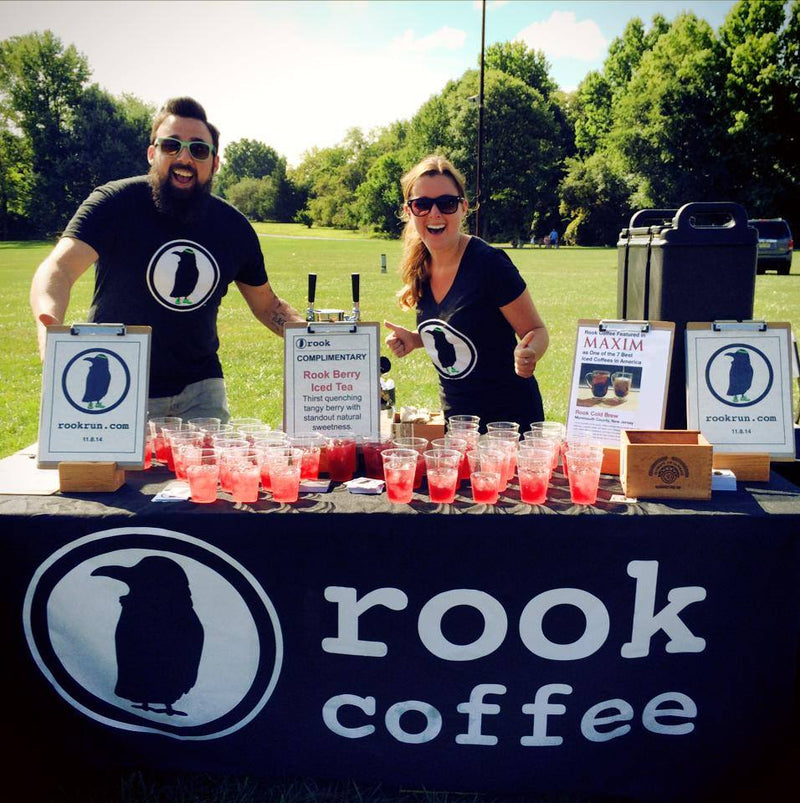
[612,371,632,398]
[577,364,640,410]
[585,369,611,398]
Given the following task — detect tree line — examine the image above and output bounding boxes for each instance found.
[1,0,797,244]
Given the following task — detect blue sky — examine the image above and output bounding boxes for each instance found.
[0,1,738,166]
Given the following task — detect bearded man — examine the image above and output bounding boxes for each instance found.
[30,97,302,421]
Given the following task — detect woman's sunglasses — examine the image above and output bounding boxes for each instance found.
[155,137,216,161]
[407,195,464,217]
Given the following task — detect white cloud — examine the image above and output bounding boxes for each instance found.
[514,10,607,62]
[390,26,468,54]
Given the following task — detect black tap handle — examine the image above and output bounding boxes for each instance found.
[351,273,360,303]
[308,273,317,305]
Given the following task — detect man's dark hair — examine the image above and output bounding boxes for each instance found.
[150,97,220,153]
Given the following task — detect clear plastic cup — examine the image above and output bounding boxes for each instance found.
[187,417,229,447]
[467,445,506,489]
[521,433,560,474]
[486,421,520,434]
[517,446,552,505]
[167,430,202,478]
[431,436,469,484]
[326,434,357,482]
[381,448,419,504]
[215,442,250,496]
[447,414,481,431]
[565,448,604,505]
[237,423,273,446]
[529,421,567,471]
[392,436,429,489]
[289,432,325,480]
[562,437,604,480]
[267,447,304,503]
[423,448,461,504]
[360,434,394,480]
[148,416,182,465]
[254,441,288,492]
[228,450,260,503]
[483,431,519,484]
[470,471,500,505]
[184,448,219,503]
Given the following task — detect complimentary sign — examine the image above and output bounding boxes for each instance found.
[283,322,380,438]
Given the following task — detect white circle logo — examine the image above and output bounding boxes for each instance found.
[419,319,477,380]
[24,528,282,739]
[146,240,220,311]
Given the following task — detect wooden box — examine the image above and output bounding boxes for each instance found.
[58,461,125,493]
[392,411,446,443]
[620,430,712,500]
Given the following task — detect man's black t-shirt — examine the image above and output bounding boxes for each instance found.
[416,236,544,430]
[63,176,268,397]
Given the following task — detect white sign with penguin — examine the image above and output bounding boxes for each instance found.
[686,321,795,459]
[37,324,151,468]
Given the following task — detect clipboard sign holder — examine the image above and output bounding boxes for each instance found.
[687,320,781,481]
[42,323,150,492]
[571,319,675,475]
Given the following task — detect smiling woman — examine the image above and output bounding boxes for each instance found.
[383,154,550,433]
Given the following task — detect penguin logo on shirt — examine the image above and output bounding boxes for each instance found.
[419,319,477,379]
[704,342,773,408]
[24,527,283,740]
[169,248,200,306]
[146,239,220,311]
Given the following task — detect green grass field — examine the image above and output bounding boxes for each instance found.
[2,226,798,458]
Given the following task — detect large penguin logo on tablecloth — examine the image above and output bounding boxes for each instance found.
[24,528,282,739]
[91,556,204,716]
[419,319,477,380]
[61,348,131,414]
[146,240,220,311]
[704,343,773,408]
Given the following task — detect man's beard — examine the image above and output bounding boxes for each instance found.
[148,165,212,224]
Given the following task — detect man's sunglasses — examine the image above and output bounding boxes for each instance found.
[407,195,464,216]
[155,137,216,161]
